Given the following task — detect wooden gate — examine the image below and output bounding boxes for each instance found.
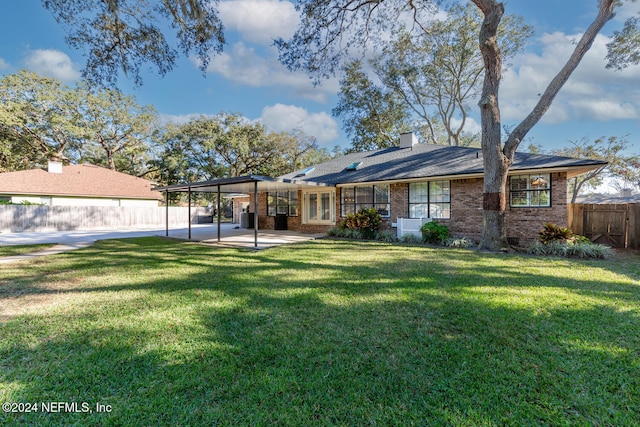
[582,204,629,248]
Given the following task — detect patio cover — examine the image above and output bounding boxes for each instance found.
[154,175,329,247]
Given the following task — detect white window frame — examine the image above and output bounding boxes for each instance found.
[302,189,336,225]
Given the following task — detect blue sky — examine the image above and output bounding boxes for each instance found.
[2,0,640,154]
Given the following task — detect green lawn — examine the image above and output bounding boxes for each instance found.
[0,244,54,257]
[0,237,638,426]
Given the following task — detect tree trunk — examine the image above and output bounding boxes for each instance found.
[474,0,508,250]
[473,0,615,250]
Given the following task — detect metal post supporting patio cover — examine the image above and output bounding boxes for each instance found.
[188,186,192,240]
[254,180,258,248]
[217,184,221,243]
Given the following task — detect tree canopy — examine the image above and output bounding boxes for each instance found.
[0,70,84,169]
[42,0,225,86]
[277,0,619,249]
[551,136,639,203]
[0,70,158,175]
[151,113,334,184]
[333,3,531,151]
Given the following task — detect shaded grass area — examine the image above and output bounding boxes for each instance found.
[0,244,54,257]
[0,237,639,426]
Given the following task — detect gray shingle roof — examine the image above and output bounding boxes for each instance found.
[279,143,607,185]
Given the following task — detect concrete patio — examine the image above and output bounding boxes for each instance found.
[0,223,327,258]
[164,223,326,249]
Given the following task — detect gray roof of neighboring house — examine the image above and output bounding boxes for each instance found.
[279,143,608,185]
[575,194,640,204]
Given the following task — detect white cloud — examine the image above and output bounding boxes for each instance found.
[218,0,299,44]
[500,32,640,124]
[260,103,339,145]
[158,113,217,126]
[24,49,80,81]
[202,42,338,103]
[0,58,8,70]
[451,117,481,135]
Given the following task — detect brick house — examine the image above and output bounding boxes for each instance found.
[249,133,606,244]
[155,133,606,245]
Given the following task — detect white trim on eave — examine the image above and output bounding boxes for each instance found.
[334,165,601,187]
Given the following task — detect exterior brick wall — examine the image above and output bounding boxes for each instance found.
[504,172,568,245]
[248,172,568,244]
[390,183,409,223]
[447,178,484,241]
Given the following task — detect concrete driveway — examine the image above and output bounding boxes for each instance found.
[0,223,325,263]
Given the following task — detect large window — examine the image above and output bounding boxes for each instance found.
[267,191,298,216]
[510,174,551,207]
[408,181,451,219]
[341,184,390,217]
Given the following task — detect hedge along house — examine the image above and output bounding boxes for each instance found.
[258,133,606,245]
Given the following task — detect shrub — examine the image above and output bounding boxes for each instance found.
[570,234,592,244]
[527,240,548,256]
[420,221,450,244]
[538,222,573,244]
[374,230,398,243]
[526,240,612,259]
[326,227,340,237]
[401,234,423,244]
[342,208,382,239]
[565,242,613,259]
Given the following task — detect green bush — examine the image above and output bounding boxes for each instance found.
[570,234,592,244]
[538,222,573,244]
[326,227,340,237]
[565,242,613,259]
[420,221,450,244]
[400,234,423,244]
[531,222,609,258]
[341,208,382,239]
[374,230,398,243]
[526,240,612,259]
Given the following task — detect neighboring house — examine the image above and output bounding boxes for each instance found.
[0,161,162,207]
[575,194,640,204]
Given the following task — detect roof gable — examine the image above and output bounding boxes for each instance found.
[0,164,163,200]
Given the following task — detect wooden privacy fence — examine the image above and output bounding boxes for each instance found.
[569,203,640,249]
[0,205,210,233]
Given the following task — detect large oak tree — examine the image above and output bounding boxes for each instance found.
[42,0,225,86]
[276,0,618,249]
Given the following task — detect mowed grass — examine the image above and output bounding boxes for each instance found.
[0,237,639,426]
[0,244,54,257]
